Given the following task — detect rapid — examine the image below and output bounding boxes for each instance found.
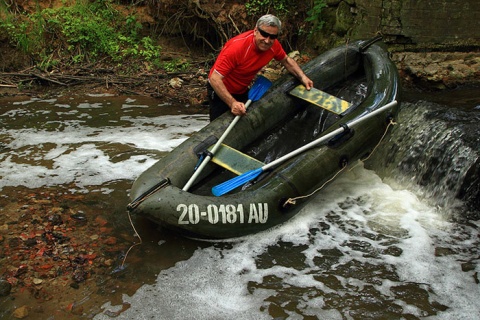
[0,89,479,319]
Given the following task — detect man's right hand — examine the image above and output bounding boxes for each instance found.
[230,101,247,116]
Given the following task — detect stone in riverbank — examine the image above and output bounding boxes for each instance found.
[392,51,480,88]
[0,279,12,296]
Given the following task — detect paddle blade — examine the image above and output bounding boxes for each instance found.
[212,168,263,196]
[289,85,351,114]
[248,76,272,102]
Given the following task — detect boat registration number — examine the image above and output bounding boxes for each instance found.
[177,203,268,225]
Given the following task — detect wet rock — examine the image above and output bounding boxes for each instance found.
[71,305,84,315]
[169,77,183,89]
[95,216,108,226]
[71,211,87,221]
[461,262,476,272]
[69,282,80,289]
[52,231,69,243]
[50,207,64,214]
[8,237,22,248]
[72,268,88,283]
[104,236,117,245]
[24,237,37,247]
[15,265,28,277]
[435,246,456,256]
[0,279,12,296]
[73,256,87,265]
[47,213,63,225]
[12,305,29,319]
[103,259,114,267]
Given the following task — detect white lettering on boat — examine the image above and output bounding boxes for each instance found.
[177,203,268,225]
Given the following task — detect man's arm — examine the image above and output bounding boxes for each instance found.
[280,56,314,90]
[209,71,247,116]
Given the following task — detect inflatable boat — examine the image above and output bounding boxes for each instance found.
[127,37,401,240]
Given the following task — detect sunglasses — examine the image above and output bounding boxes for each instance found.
[257,27,278,40]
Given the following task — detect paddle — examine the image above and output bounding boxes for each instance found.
[182,76,272,191]
[289,85,352,114]
[212,100,397,196]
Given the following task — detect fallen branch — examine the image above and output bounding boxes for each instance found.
[31,73,68,86]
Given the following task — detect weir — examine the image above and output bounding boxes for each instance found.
[367,101,480,219]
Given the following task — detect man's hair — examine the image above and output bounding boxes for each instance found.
[256,14,282,33]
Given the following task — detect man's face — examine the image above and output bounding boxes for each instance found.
[254,25,279,51]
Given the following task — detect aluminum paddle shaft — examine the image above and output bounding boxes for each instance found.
[182,101,250,191]
[263,100,398,171]
[212,100,397,196]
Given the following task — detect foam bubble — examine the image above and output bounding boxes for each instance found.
[0,101,207,190]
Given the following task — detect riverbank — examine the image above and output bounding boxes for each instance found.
[1,50,479,110]
[1,0,479,103]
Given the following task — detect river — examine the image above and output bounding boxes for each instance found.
[0,89,479,319]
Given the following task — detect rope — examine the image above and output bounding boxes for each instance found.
[361,118,396,162]
[282,117,397,207]
[121,209,143,268]
[121,179,170,267]
[349,117,397,170]
[283,164,347,207]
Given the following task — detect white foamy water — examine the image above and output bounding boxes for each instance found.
[0,97,208,191]
[95,163,479,320]
[1,96,478,319]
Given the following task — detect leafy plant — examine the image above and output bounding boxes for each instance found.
[245,0,290,19]
[305,0,327,38]
[163,59,191,73]
[0,0,163,70]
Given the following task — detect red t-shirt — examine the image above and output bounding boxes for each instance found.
[209,30,287,94]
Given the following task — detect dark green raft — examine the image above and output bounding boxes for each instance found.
[127,38,401,240]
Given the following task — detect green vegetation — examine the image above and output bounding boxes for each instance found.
[245,0,327,40]
[245,0,291,20]
[0,0,162,71]
[163,59,191,73]
[304,0,327,38]
[0,0,328,72]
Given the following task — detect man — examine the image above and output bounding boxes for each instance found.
[207,14,314,121]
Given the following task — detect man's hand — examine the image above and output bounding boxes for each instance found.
[230,101,247,116]
[210,71,247,116]
[300,75,314,90]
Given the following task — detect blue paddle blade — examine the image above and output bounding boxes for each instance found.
[212,168,263,196]
[248,76,272,102]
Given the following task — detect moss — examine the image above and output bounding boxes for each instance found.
[333,1,354,36]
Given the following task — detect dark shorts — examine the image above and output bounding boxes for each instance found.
[207,82,248,122]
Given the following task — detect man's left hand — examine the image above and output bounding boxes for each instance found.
[301,75,314,90]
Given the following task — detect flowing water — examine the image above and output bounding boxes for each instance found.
[0,89,479,319]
